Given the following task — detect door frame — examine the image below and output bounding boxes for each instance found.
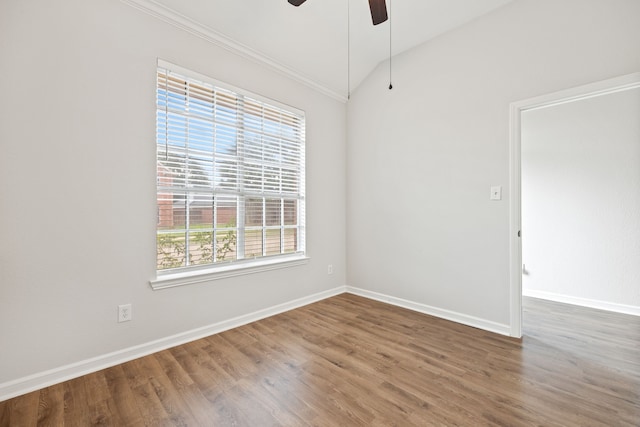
[508,72,640,338]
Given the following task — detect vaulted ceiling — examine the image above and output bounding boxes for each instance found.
[132,0,513,100]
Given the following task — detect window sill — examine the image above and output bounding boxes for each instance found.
[149,255,310,290]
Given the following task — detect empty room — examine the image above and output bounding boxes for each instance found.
[1,0,639,425]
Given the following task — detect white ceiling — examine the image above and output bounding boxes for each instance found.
[144,0,513,99]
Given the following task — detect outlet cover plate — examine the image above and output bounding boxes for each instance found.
[118,304,132,323]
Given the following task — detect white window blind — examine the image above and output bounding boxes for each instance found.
[156,60,305,273]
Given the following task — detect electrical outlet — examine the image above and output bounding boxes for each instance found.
[118,304,132,323]
[328,264,334,275]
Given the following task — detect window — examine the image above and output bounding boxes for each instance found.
[155,60,305,281]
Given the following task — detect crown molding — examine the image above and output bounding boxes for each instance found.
[120,0,347,103]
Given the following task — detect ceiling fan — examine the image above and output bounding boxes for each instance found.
[288,0,388,25]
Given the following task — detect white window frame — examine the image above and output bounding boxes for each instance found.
[151,60,307,290]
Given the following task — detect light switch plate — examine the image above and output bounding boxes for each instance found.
[490,186,502,201]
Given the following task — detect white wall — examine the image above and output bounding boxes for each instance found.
[347,0,640,329]
[0,0,346,390]
[522,87,640,311]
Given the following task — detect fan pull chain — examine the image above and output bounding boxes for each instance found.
[347,0,351,99]
[388,0,393,90]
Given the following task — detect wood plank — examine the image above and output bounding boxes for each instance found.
[0,390,39,427]
[61,376,92,427]
[120,357,171,426]
[102,365,144,426]
[36,383,65,426]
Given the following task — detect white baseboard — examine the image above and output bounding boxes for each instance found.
[0,286,346,402]
[523,289,640,316]
[345,287,511,337]
[1,285,517,402]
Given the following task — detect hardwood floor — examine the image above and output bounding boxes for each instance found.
[1,294,639,426]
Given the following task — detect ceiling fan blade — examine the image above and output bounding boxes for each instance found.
[368,0,388,25]
[288,0,307,6]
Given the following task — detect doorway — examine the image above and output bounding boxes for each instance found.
[508,72,640,338]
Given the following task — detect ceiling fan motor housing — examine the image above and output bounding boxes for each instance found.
[288,0,389,25]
